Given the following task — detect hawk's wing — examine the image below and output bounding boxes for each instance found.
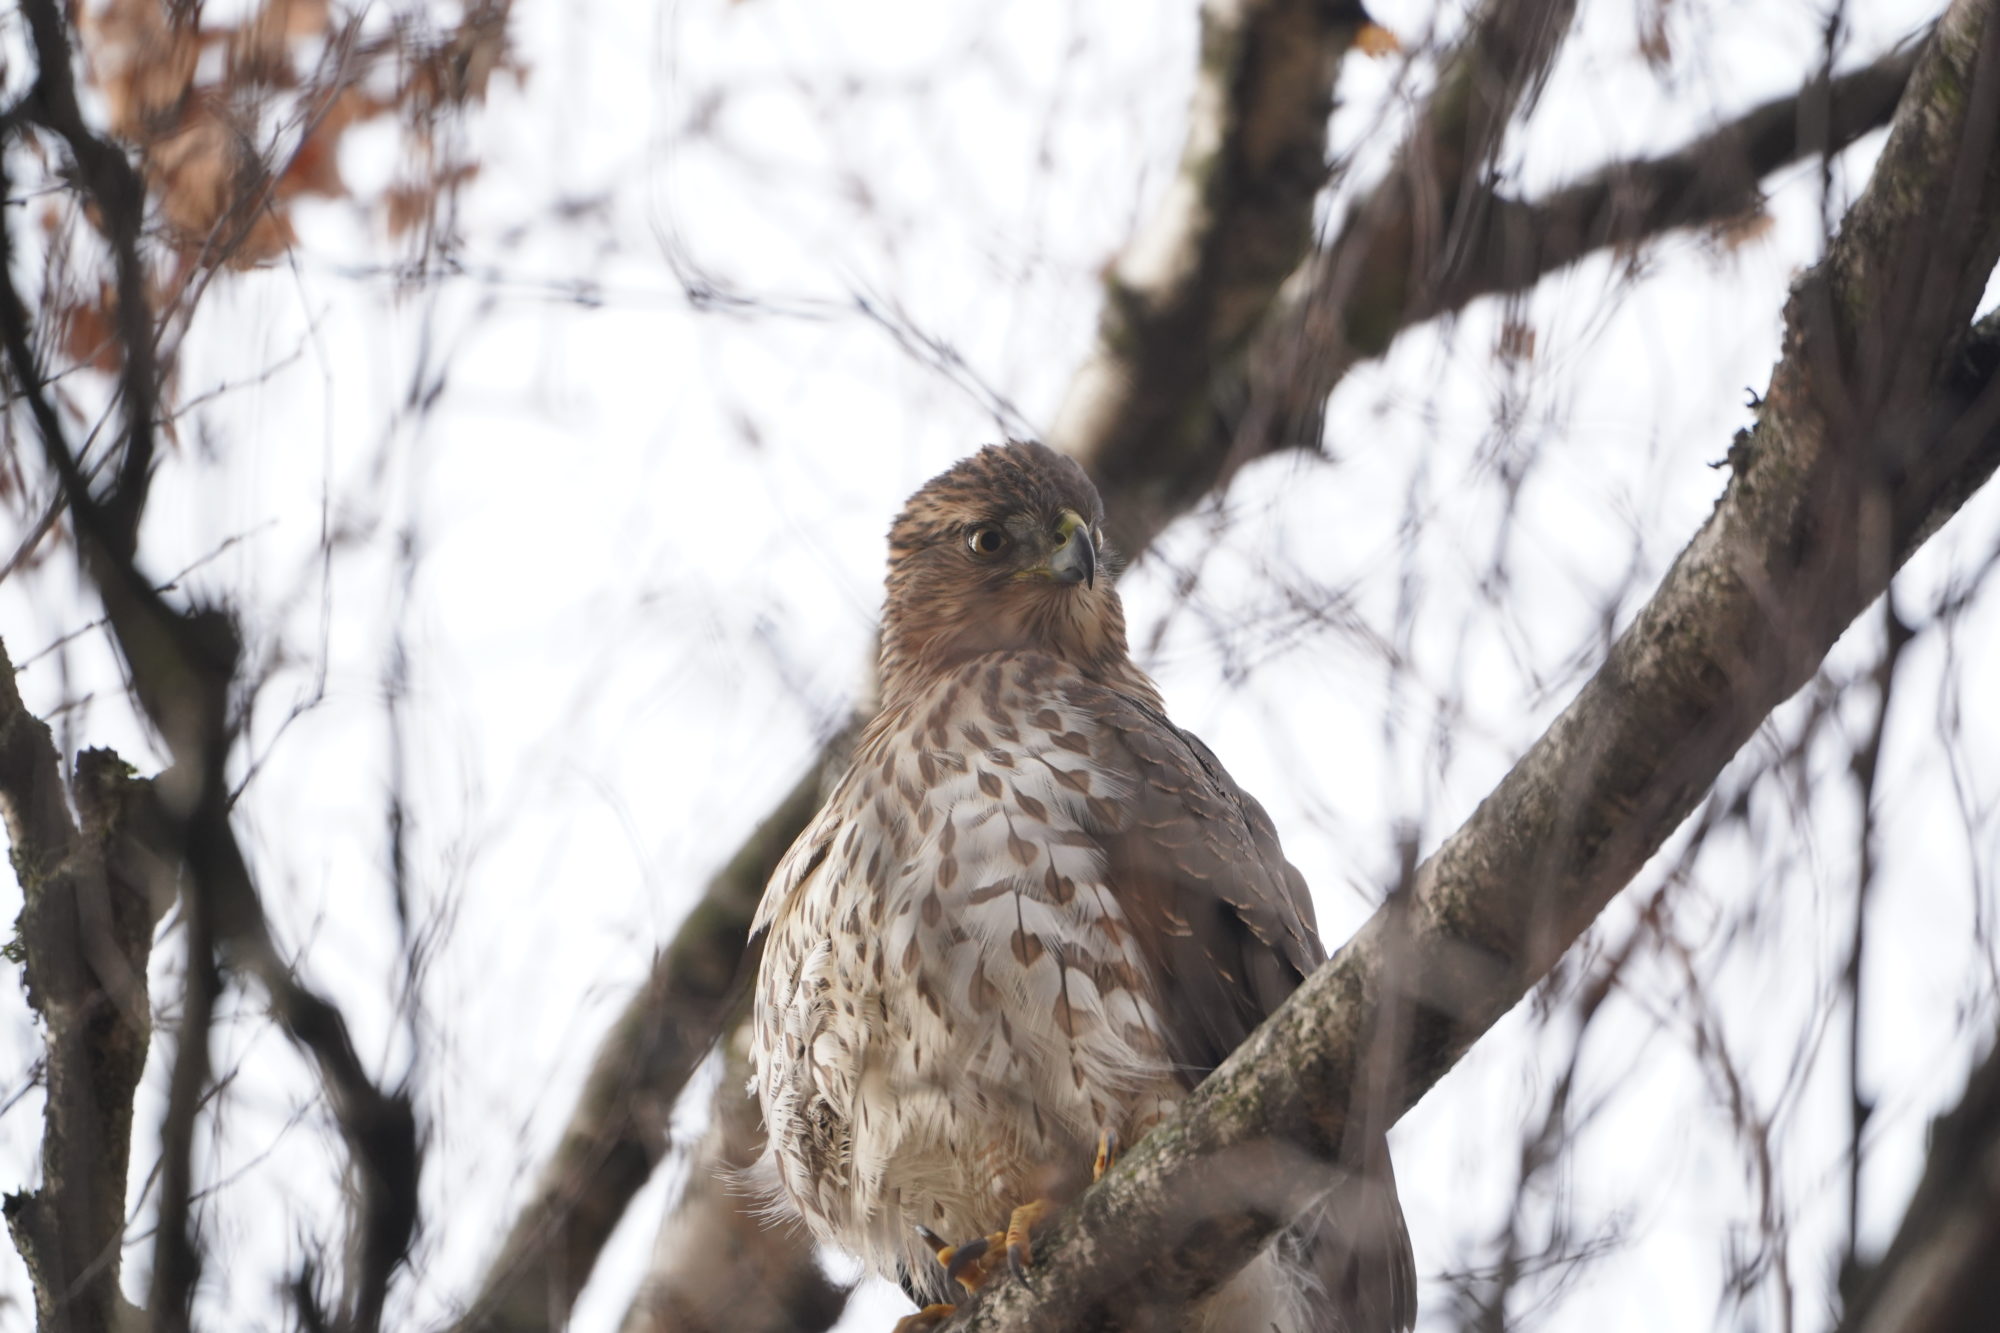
[1065,678,1417,1333]
[1064,679,1320,1076]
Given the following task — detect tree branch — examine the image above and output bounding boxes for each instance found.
[1412,41,1921,339]
[17,0,160,557]
[1249,34,1920,460]
[1833,1022,2000,1333]
[950,0,2000,1323]
[452,751,845,1333]
[0,650,164,1333]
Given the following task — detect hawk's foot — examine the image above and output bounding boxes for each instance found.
[1003,1197,1048,1276]
[891,1303,957,1333]
[915,1224,1004,1293]
[914,1197,1052,1291]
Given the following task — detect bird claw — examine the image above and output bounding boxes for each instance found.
[1092,1128,1120,1182]
[915,1224,1004,1292]
[1003,1198,1047,1277]
[944,1234,1000,1286]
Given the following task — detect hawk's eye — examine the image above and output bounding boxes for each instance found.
[966,525,1010,559]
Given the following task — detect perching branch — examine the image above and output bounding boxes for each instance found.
[952,0,2000,1325]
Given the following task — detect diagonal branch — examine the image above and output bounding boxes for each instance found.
[451,753,845,1333]
[953,0,2000,1324]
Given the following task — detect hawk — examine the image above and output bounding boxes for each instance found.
[750,441,1414,1331]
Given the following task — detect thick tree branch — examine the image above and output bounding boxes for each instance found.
[1833,1023,2000,1333]
[0,650,164,1333]
[950,1,2000,1325]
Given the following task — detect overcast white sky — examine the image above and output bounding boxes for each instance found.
[4,0,1998,1330]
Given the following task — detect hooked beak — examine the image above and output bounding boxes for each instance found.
[1049,510,1096,589]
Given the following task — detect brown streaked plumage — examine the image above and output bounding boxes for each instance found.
[750,441,1415,1332]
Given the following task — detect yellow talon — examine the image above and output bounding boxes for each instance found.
[1092,1128,1120,1182]
[1004,1198,1049,1275]
[912,1197,1053,1293]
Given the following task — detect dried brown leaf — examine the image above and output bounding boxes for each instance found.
[83,0,199,138]
[58,286,124,376]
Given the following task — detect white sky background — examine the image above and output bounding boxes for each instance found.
[3,0,1999,1330]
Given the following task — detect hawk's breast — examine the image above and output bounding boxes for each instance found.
[751,652,1180,1280]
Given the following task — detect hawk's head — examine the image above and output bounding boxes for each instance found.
[879,441,1137,699]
